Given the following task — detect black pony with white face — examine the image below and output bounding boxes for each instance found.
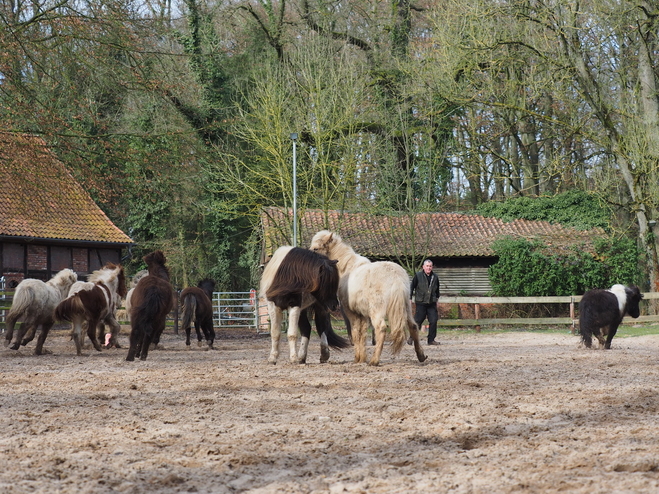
[579,284,643,349]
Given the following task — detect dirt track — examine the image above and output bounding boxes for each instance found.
[1,326,659,493]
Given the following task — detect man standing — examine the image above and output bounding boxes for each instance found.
[409,259,440,346]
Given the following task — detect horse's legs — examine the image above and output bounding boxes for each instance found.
[296,309,312,364]
[352,316,369,363]
[267,302,283,364]
[11,320,34,350]
[86,317,103,352]
[104,317,122,349]
[126,327,141,361]
[594,326,607,347]
[604,324,619,349]
[4,311,19,347]
[71,318,86,355]
[195,321,203,347]
[369,316,388,366]
[286,306,302,364]
[34,321,54,355]
[315,308,331,363]
[21,323,39,346]
[408,320,428,362]
[184,325,192,347]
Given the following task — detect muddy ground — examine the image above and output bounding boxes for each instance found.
[1,325,659,494]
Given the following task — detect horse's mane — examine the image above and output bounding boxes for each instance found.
[197,278,216,299]
[310,230,370,276]
[47,268,77,288]
[87,263,128,298]
[265,247,339,308]
[144,250,170,281]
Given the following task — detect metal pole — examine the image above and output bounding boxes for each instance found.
[291,133,298,247]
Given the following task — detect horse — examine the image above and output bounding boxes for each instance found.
[310,230,428,366]
[119,269,148,323]
[579,284,643,349]
[260,246,350,364]
[4,268,78,355]
[180,278,216,349]
[55,263,127,355]
[126,251,174,361]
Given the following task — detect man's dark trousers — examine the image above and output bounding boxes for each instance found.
[414,303,438,344]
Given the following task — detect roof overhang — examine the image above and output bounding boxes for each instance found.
[0,235,134,249]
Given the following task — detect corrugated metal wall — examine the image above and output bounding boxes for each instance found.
[436,268,492,295]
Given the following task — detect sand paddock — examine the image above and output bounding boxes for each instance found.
[1,327,658,493]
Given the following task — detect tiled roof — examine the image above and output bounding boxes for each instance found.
[261,207,606,260]
[0,133,133,245]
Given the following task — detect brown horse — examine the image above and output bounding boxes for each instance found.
[126,251,174,361]
[260,246,349,364]
[180,278,216,349]
[55,263,127,355]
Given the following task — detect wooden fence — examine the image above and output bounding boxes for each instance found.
[436,291,659,331]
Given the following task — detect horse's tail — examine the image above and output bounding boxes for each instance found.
[131,286,170,338]
[55,295,84,322]
[387,286,414,355]
[5,285,37,325]
[181,293,197,329]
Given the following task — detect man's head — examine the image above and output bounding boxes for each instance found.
[422,259,433,275]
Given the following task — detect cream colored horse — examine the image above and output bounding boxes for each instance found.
[4,268,78,355]
[310,230,427,366]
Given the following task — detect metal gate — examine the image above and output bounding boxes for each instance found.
[212,290,259,328]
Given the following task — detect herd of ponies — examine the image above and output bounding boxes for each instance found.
[1,232,647,364]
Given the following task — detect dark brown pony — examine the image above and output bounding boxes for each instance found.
[126,251,174,361]
[180,278,216,349]
[260,246,349,364]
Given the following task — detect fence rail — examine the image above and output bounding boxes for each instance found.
[436,292,659,329]
[1,286,658,333]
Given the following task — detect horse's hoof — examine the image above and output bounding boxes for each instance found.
[10,343,20,351]
[267,359,277,365]
[320,358,329,364]
[418,354,428,362]
[35,348,52,356]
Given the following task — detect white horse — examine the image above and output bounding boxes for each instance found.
[4,268,78,355]
[259,245,347,364]
[119,269,148,323]
[56,263,127,354]
[310,230,428,366]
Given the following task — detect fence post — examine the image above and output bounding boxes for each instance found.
[474,303,481,333]
[570,296,576,334]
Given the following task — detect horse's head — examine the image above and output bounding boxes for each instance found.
[310,230,336,257]
[312,258,340,312]
[625,285,643,318]
[143,250,171,280]
[198,278,216,299]
[115,265,128,298]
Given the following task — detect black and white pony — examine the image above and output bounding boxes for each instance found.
[180,278,216,349]
[260,246,350,364]
[579,284,643,349]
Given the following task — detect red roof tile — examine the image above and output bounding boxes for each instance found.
[0,133,133,245]
[261,207,606,260]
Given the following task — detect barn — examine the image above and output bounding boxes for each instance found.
[0,133,133,288]
[260,206,606,295]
